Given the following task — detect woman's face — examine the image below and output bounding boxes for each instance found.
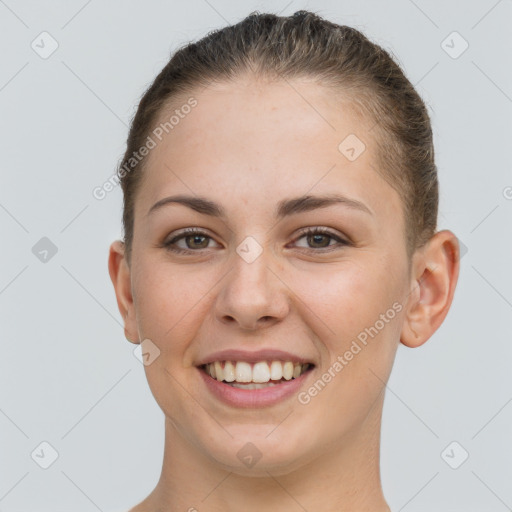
[122,77,414,474]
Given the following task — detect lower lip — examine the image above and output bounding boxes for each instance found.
[198,367,314,408]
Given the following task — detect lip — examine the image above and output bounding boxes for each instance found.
[195,348,314,366]
[198,364,315,408]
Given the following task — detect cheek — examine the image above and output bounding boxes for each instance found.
[133,262,211,423]
[291,261,392,342]
[292,260,403,387]
[133,260,209,352]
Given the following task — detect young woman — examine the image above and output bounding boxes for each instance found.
[108,10,460,511]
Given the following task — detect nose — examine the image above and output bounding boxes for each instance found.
[214,247,290,331]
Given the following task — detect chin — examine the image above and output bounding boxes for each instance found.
[197,424,319,477]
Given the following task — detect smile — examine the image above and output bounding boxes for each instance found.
[198,360,315,407]
[203,360,311,386]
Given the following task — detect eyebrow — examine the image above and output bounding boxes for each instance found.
[146,193,373,219]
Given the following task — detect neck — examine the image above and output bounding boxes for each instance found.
[137,397,390,512]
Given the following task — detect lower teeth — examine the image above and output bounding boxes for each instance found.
[226,381,283,389]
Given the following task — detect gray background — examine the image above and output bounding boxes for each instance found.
[1,0,511,510]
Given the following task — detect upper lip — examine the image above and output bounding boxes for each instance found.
[196,349,315,367]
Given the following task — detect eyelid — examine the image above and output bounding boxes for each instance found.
[290,227,350,251]
[294,226,349,243]
[164,227,221,250]
[163,226,350,254]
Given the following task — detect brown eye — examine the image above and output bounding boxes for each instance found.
[306,233,332,248]
[163,229,219,254]
[293,227,349,251]
[184,234,210,249]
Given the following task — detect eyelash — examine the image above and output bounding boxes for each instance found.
[162,227,350,255]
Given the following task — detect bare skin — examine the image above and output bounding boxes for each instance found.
[109,75,460,511]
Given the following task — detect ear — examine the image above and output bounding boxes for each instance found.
[400,229,460,348]
[108,240,139,344]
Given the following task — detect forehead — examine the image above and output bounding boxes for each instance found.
[135,77,402,224]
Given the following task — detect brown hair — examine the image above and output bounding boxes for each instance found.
[116,9,438,265]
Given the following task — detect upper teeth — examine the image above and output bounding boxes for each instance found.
[204,361,310,383]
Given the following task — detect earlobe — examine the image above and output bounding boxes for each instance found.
[108,240,140,344]
[400,230,460,348]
